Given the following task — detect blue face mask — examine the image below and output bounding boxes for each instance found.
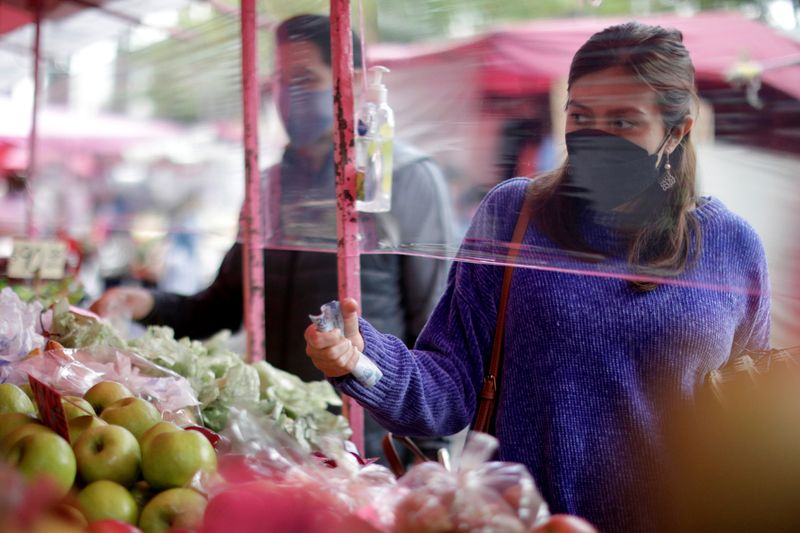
[277,84,334,148]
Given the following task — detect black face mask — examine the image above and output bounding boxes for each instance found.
[565,129,670,214]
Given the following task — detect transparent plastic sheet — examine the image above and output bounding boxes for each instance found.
[394,432,547,533]
[197,406,399,533]
[0,2,795,327]
[251,1,799,348]
[1,1,249,300]
[1,2,794,335]
[0,344,201,423]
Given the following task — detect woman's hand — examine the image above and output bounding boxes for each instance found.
[304,298,365,378]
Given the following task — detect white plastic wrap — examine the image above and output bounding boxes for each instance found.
[0,288,45,363]
[0,343,200,423]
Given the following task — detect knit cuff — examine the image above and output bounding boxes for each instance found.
[332,317,400,410]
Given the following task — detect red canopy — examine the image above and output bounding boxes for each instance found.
[0,0,90,36]
[0,3,32,34]
[372,11,800,100]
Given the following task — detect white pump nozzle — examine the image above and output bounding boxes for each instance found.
[368,65,390,104]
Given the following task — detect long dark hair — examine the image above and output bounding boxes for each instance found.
[531,22,701,291]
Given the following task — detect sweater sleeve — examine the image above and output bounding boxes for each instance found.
[734,228,772,354]
[140,243,245,339]
[334,179,529,436]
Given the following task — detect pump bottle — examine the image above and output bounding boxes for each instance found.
[356,66,394,213]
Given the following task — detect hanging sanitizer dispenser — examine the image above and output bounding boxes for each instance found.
[356,66,395,213]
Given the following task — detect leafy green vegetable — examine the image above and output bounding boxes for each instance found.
[0,278,85,307]
[50,299,127,350]
[48,305,351,451]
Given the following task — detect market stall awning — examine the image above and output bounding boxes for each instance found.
[0,96,180,158]
[0,3,32,34]
[371,11,800,101]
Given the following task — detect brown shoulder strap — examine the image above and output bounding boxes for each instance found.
[474,183,535,434]
[382,432,431,478]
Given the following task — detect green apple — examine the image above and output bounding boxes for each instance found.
[77,480,139,525]
[138,488,206,533]
[68,415,107,445]
[100,398,161,440]
[0,383,37,416]
[19,383,35,401]
[137,421,180,456]
[73,425,141,487]
[142,430,217,490]
[5,432,76,497]
[1,422,54,455]
[84,382,133,414]
[62,396,96,419]
[0,412,40,442]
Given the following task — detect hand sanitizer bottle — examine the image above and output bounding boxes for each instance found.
[356,66,394,213]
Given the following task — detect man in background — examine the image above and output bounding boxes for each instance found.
[92,14,457,461]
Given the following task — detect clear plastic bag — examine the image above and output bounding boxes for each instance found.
[0,288,46,364]
[197,407,400,533]
[394,432,548,533]
[0,342,201,424]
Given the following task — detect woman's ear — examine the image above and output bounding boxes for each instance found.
[668,115,694,153]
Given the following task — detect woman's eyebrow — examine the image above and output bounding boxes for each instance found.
[566,99,591,110]
[567,99,648,116]
[605,107,648,116]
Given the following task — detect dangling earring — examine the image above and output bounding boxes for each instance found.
[659,152,676,191]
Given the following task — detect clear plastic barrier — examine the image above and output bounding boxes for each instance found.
[0,0,796,347]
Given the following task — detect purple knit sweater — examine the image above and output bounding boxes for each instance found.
[335,178,771,532]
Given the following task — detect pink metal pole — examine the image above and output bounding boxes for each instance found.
[25,0,42,238]
[239,0,266,363]
[331,0,365,455]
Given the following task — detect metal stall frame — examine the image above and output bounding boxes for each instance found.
[237,0,365,453]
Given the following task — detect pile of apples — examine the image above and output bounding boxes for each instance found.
[0,381,218,533]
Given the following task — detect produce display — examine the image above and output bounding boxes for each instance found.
[0,289,603,532]
[0,380,214,532]
[48,300,351,451]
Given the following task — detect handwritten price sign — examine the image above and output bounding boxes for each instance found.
[7,239,67,280]
[28,375,70,441]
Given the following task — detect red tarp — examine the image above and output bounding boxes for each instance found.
[371,12,800,100]
[0,0,85,35]
[0,3,32,34]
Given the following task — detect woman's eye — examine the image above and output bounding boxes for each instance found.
[610,118,635,129]
[570,113,590,125]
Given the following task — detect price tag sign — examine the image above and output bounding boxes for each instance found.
[8,239,67,280]
[28,374,70,441]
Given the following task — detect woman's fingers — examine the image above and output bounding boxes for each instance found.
[340,298,365,352]
[305,325,345,349]
[304,324,360,378]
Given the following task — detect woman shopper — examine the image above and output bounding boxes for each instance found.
[305,22,770,532]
